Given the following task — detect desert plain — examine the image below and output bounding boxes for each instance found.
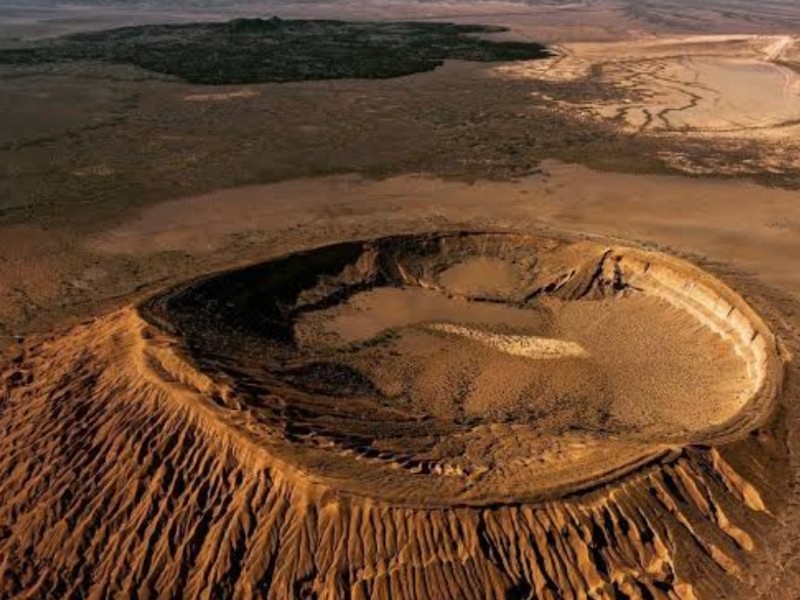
[1,1,800,599]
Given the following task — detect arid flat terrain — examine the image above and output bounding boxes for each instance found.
[500,33,800,174]
[2,1,800,599]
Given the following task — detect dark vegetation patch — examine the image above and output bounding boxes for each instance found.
[0,17,552,84]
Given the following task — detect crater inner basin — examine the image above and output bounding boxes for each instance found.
[296,286,743,433]
[144,232,780,506]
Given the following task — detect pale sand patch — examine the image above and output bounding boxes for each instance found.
[183,89,260,102]
[73,164,116,177]
[427,322,587,359]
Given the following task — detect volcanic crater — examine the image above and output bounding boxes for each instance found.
[1,231,788,599]
[140,232,782,506]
